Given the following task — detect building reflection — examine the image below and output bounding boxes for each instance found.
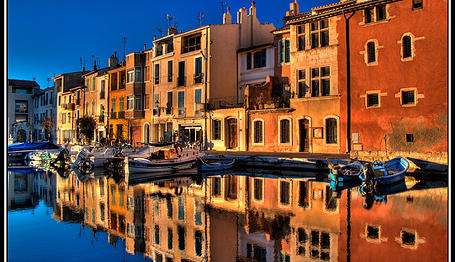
[51,171,447,261]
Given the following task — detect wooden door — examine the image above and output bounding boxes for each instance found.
[299,119,309,152]
[228,119,238,149]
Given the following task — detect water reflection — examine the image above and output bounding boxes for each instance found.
[7,168,448,262]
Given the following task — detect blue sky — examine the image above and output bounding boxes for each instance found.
[8,0,337,89]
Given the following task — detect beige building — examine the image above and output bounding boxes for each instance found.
[148,2,275,149]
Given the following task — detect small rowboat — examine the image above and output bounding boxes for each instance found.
[197,157,235,172]
[360,157,409,185]
[328,159,364,185]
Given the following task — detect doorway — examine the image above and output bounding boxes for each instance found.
[227,118,238,149]
[299,119,309,152]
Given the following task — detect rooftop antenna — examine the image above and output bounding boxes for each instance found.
[219,1,227,15]
[198,11,205,27]
[157,28,163,37]
[91,54,95,68]
[47,77,50,87]
[165,14,175,29]
[80,57,83,71]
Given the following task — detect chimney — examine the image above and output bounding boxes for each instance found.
[93,60,97,71]
[108,53,118,67]
[223,7,232,24]
[168,26,178,35]
[287,0,299,16]
[237,7,246,23]
[249,1,256,17]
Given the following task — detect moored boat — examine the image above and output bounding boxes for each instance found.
[196,157,235,172]
[8,142,61,167]
[360,157,409,185]
[328,159,364,185]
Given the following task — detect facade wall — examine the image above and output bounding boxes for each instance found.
[207,108,246,151]
[108,67,127,142]
[342,0,448,154]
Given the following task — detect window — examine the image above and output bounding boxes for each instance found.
[325,186,337,210]
[401,230,416,246]
[311,230,331,260]
[119,186,124,206]
[212,120,221,140]
[402,36,412,59]
[12,88,31,94]
[194,57,203,83]
[178,61,185,86]
[298,181,310,207]
[110,185,116,205]
[168,61,173,82]
[178,196,185,221]
[177,91,185,116]
[311,67,330,97]
[194,199,202,226]
[166,92,173,114]
[86,78,90,89]
[194,89,202,115]
[135,68,142,82]
[182,34,201,53]
[366,93,379,108]
[253,49,266,69]
[366,225,380,239]
[155,225,160,244]
[412,0,423,9]
[145,66,150,81]
[401,90,415,105]
[376,5,386,21]
[168,228,173,250]
[365,5,387,23]
[155,253,163,262]
[279,39,290,63]
[119,97,125,113]
[127,70,134,83]
[280,119,290,143]
[85,101,89,115]
[177,226,185,250]
[195,231,203,257]
[246,53,252,70]
[15,100,28,113]
[253,178,263,201]
[279,181,290,205]
[367,42,376,63]
[134,96,142,110]
[311,20,329,48]
[326,118,337,144]
[100,80,105,99]
[166,197,173,218]
[253,120,263,144]
[297,25,305,51]
[154,64,160,84]
[92,77,96,91]
[91,100,95,115]
[212,177,221,196]
[406,134,414,142]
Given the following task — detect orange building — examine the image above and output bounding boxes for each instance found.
[107,63,127,142]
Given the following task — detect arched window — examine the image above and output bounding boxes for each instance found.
[402,36,412,58]
[280,119,290,143]
[253,120,264,144]
[325,118,337,144]
[367,42,376,63]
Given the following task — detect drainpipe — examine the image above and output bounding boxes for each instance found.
[344,11,355,154]
[203,28,209,150]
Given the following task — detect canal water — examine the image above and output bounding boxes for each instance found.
[7,167,448,262]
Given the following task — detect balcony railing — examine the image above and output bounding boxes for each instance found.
[194,73,203,84]
[177,108,185,117]
[177,76,186,87]
[166,107,172,115]
[110,112,117,119]
[118,111,125,119]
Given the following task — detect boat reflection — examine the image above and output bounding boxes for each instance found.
[9,167,447,262]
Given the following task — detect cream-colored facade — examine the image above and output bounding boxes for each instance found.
[148,2,275,148]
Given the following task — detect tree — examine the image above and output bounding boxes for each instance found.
[39,117,54,142]
[76,116,96,143]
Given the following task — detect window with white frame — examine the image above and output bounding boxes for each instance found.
[212,120,221,140]
[298,69,307,98]
[366,92,380,108]
[310,67,330,97]
[402,35,413,59]
[364,5,387,24]
[367,41,376,63]
[280,119,291,143]
[297,25,306,51]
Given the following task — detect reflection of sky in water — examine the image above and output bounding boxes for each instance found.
[8,201,151,262]
[7,169,447,262]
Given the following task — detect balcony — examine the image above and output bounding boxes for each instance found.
[177,76,186,87]
[193,73,203,84]
[110,112,117,119]
[63,103,75,110]
[153,108,160,116]
[118,111,125,119]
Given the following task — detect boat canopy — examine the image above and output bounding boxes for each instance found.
[8,142,60,152]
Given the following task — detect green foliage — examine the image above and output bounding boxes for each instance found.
[76,116,96,142]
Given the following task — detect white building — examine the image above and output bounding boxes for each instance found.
[32,86,57,142]
[8,79,41,143]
